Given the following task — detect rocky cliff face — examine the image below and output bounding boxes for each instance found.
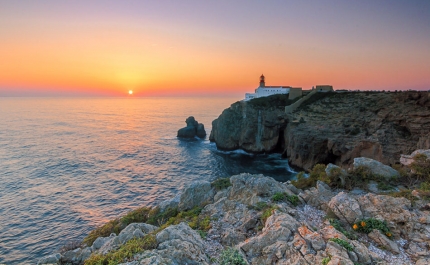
[210,92,430,170]
[209,99,288,153]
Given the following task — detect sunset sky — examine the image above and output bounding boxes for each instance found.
[1,0,429,96]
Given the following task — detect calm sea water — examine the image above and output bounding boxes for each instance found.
[0,97,295,264]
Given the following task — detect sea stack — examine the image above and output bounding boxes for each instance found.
[177,116,206,138]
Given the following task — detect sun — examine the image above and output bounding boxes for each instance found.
[128,90,133,95]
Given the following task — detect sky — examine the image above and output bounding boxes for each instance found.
[0,0,429,97]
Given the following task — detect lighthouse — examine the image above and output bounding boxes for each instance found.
[259,74,265,87]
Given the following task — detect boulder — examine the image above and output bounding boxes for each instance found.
[118,223,157,244]
[228,173,292,205]
[353,157,400,178]
[326,163,347,186]
[299,180,335,211]
[61,247,92,265]
[368,229,400,254]
[400,149,430,166]
[177,116,206,138]
[37,253,61,265]
[328,192,363,224]
[178,180,215,211]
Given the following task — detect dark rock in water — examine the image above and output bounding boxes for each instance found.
[177,116,206,138]
[196,123,206,138]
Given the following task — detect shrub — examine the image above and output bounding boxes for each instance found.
[218,247,247,265]
[410,154,430,181]
[352,218,391,237]
[272,192,285,202]
[292,164,328,189]
[211,177,232,191]
[292,171,315,189]
[329,238,354,251]
[286,195,300,206]
[420,182,430,191]
[84,234,157,265]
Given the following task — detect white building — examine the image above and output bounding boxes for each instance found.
[244,74,291,101]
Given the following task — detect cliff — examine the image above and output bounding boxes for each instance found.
[210,91,430,170]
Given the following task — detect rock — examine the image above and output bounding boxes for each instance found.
[118,223,158,244]
[415,257,430,265]
[61,247,92,264]
[177,116,206,138]
[209,100,288,152]
[228,173,291,205]
[328,192,363,224]
[326,163,347,186]
[158,193,180,212]
[210,92,430,169]
[238,210,297,262]
[353,157,400,178]
[178,180,215,211]
[155,222,209,264]
[196,123,206,138]
[356,193,413,239]
[400,149,430,166]
[368,229,400,254]
[37,253,61,265]
[91,235,112,252]
[297,225,325,251]
[299,180,335,211]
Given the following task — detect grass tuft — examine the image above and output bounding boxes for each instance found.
[329,238,354,251]
[84,234,157,265]
[211,177,232,191]
[218,247,247,265]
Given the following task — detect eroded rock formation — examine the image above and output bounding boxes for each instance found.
[177,116,206,138]
[210,92,430,170]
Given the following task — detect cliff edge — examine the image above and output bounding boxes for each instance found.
[210,92,430,170]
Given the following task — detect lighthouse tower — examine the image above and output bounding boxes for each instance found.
[259,74,265,87]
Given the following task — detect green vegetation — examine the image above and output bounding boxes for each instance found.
[328,219,356,240]
[83,206,213,264]
[248,94,300,110]
[329,238,354,251]
[292,164,396,191]
[218,247,247,265]
[420,182,430,191]
[410,154,430,182]
[84,234,157,265]
[321,256,331,265]
[271,192,300,206]
[211,177,232,191]
[83,206,210,247]
[352,218,391,237]
[261,205,278,224]
[248,201,268,211]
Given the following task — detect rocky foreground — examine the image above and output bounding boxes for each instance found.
[210,91,430,170]
[39,160,430,265]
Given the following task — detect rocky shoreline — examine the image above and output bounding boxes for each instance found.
[38,155,430,265]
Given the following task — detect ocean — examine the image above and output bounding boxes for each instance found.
[0,97,296,264]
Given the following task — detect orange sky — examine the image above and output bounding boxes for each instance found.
[1,1,429,96]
